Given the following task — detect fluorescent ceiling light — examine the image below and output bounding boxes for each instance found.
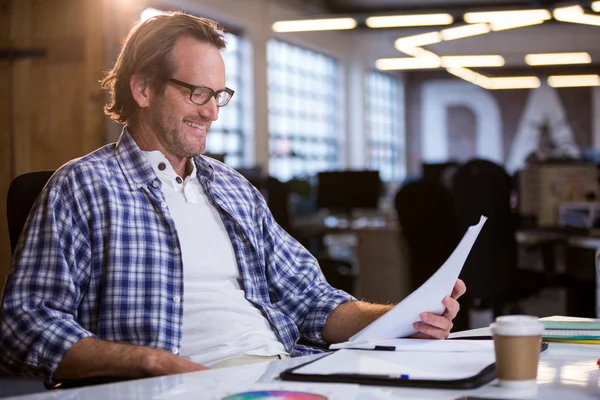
[548,74,600,88]
[447,67,492,87]
[464,9,551,23]
[394,32,442,50]
[487,76,540,90]
[593,2,600,12]
[366,13,453,28]
[272,18,357,32]
[376,57,441,70]
[490,18,546,31]
[441,55,505,68]
[448,67,540,90]
[525,52,591,66]
[553,5,600,26]
[441,24,490,41]
[395,44,427,57]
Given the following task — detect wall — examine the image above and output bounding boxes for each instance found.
[1,0,108,292]
[404,68,598,176]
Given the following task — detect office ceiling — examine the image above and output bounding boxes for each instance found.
[274,0,600,68]
[286,0,572,15]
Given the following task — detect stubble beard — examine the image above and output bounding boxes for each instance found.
[151,111,208,159]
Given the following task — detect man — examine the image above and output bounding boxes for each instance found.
[0,12,465,384]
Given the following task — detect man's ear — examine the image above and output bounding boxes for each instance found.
[130,74,151,108]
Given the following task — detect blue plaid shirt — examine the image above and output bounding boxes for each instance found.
[0,129,355,382]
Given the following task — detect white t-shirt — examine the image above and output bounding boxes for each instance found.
[143,151,288,365]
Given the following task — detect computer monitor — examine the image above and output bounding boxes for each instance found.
[316,170,381,214]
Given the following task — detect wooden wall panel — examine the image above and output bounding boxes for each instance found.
[0,0,12,290]
[1,0,107,293]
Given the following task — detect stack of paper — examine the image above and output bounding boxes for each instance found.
[540,316,600,344]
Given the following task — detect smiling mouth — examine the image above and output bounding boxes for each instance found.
[184,120,207,131]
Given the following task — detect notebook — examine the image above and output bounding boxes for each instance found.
[540,316,600,330]
[540,316,600,339]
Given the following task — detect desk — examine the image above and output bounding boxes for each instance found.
[8,329,600,400]
[293,213,411,304]
[517,228,600,318]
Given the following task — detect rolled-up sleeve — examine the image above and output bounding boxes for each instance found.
[260,203,356,345]
[0,185,95,381]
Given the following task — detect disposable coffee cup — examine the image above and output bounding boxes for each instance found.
[489,315,544,391]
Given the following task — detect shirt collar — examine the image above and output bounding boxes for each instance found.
[114,127,216,191]
[141,150,197,191]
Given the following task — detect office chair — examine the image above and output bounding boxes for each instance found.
[2,171,54,392]
[7,170,55,253]
[453,159,544,325]
[394,179,461,293]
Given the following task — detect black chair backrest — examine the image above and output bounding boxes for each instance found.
[7,171,54,253]
[452,159,517,304]
[394,180,461,292]
[265,176,292,234]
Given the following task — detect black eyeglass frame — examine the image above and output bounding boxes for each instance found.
[168,78,234,107]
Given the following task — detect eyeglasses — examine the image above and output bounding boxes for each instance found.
[168,78,234,107]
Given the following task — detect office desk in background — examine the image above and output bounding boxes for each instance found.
[517,228,600,319]
[5,328,599,400]
[292,213,411,304]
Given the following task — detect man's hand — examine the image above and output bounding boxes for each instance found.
[411,279,466,339]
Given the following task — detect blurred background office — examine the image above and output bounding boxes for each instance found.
[3,0,600,332]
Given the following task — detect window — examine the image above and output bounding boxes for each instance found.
[206,32,245,167]
[365,71,404,182]
[267,40,341,182]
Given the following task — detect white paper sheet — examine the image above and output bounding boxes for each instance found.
[293,349,495,380]
[348,216,487,343]
[330,338,494,352]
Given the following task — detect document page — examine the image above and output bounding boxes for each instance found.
[346,216,487,343]
[330,338,494,352]
[293,349,495,380]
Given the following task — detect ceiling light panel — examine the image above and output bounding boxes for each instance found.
[394,32,442,50]
[376,57,441,70]
[593,2,600,12]
[548,74,600,88]
[490,18,546,31]
[272,18,357,32]
[464,9,551,23]
[441,55,505,68]
[525,52,591,66]
[487,76,541,90]
[554,5,600,26]
[366,13,453,28]
[441,24,490,41]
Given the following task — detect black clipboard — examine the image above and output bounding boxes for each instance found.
[280,341,549,390]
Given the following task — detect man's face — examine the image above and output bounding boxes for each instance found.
[147,36,226,159]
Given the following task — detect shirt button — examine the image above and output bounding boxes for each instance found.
[176,177,183,184]
[158,162,166,171]
[171,347,179,355]
[152,181,160,188]
[161,202,167,208]
[173,295,181,303]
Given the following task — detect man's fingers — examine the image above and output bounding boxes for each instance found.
[413,321,450,339]
[419,312,453,333]
[442,296,460,321]
[451,279,466,300]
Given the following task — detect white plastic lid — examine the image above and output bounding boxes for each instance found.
[490,315,544,336]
